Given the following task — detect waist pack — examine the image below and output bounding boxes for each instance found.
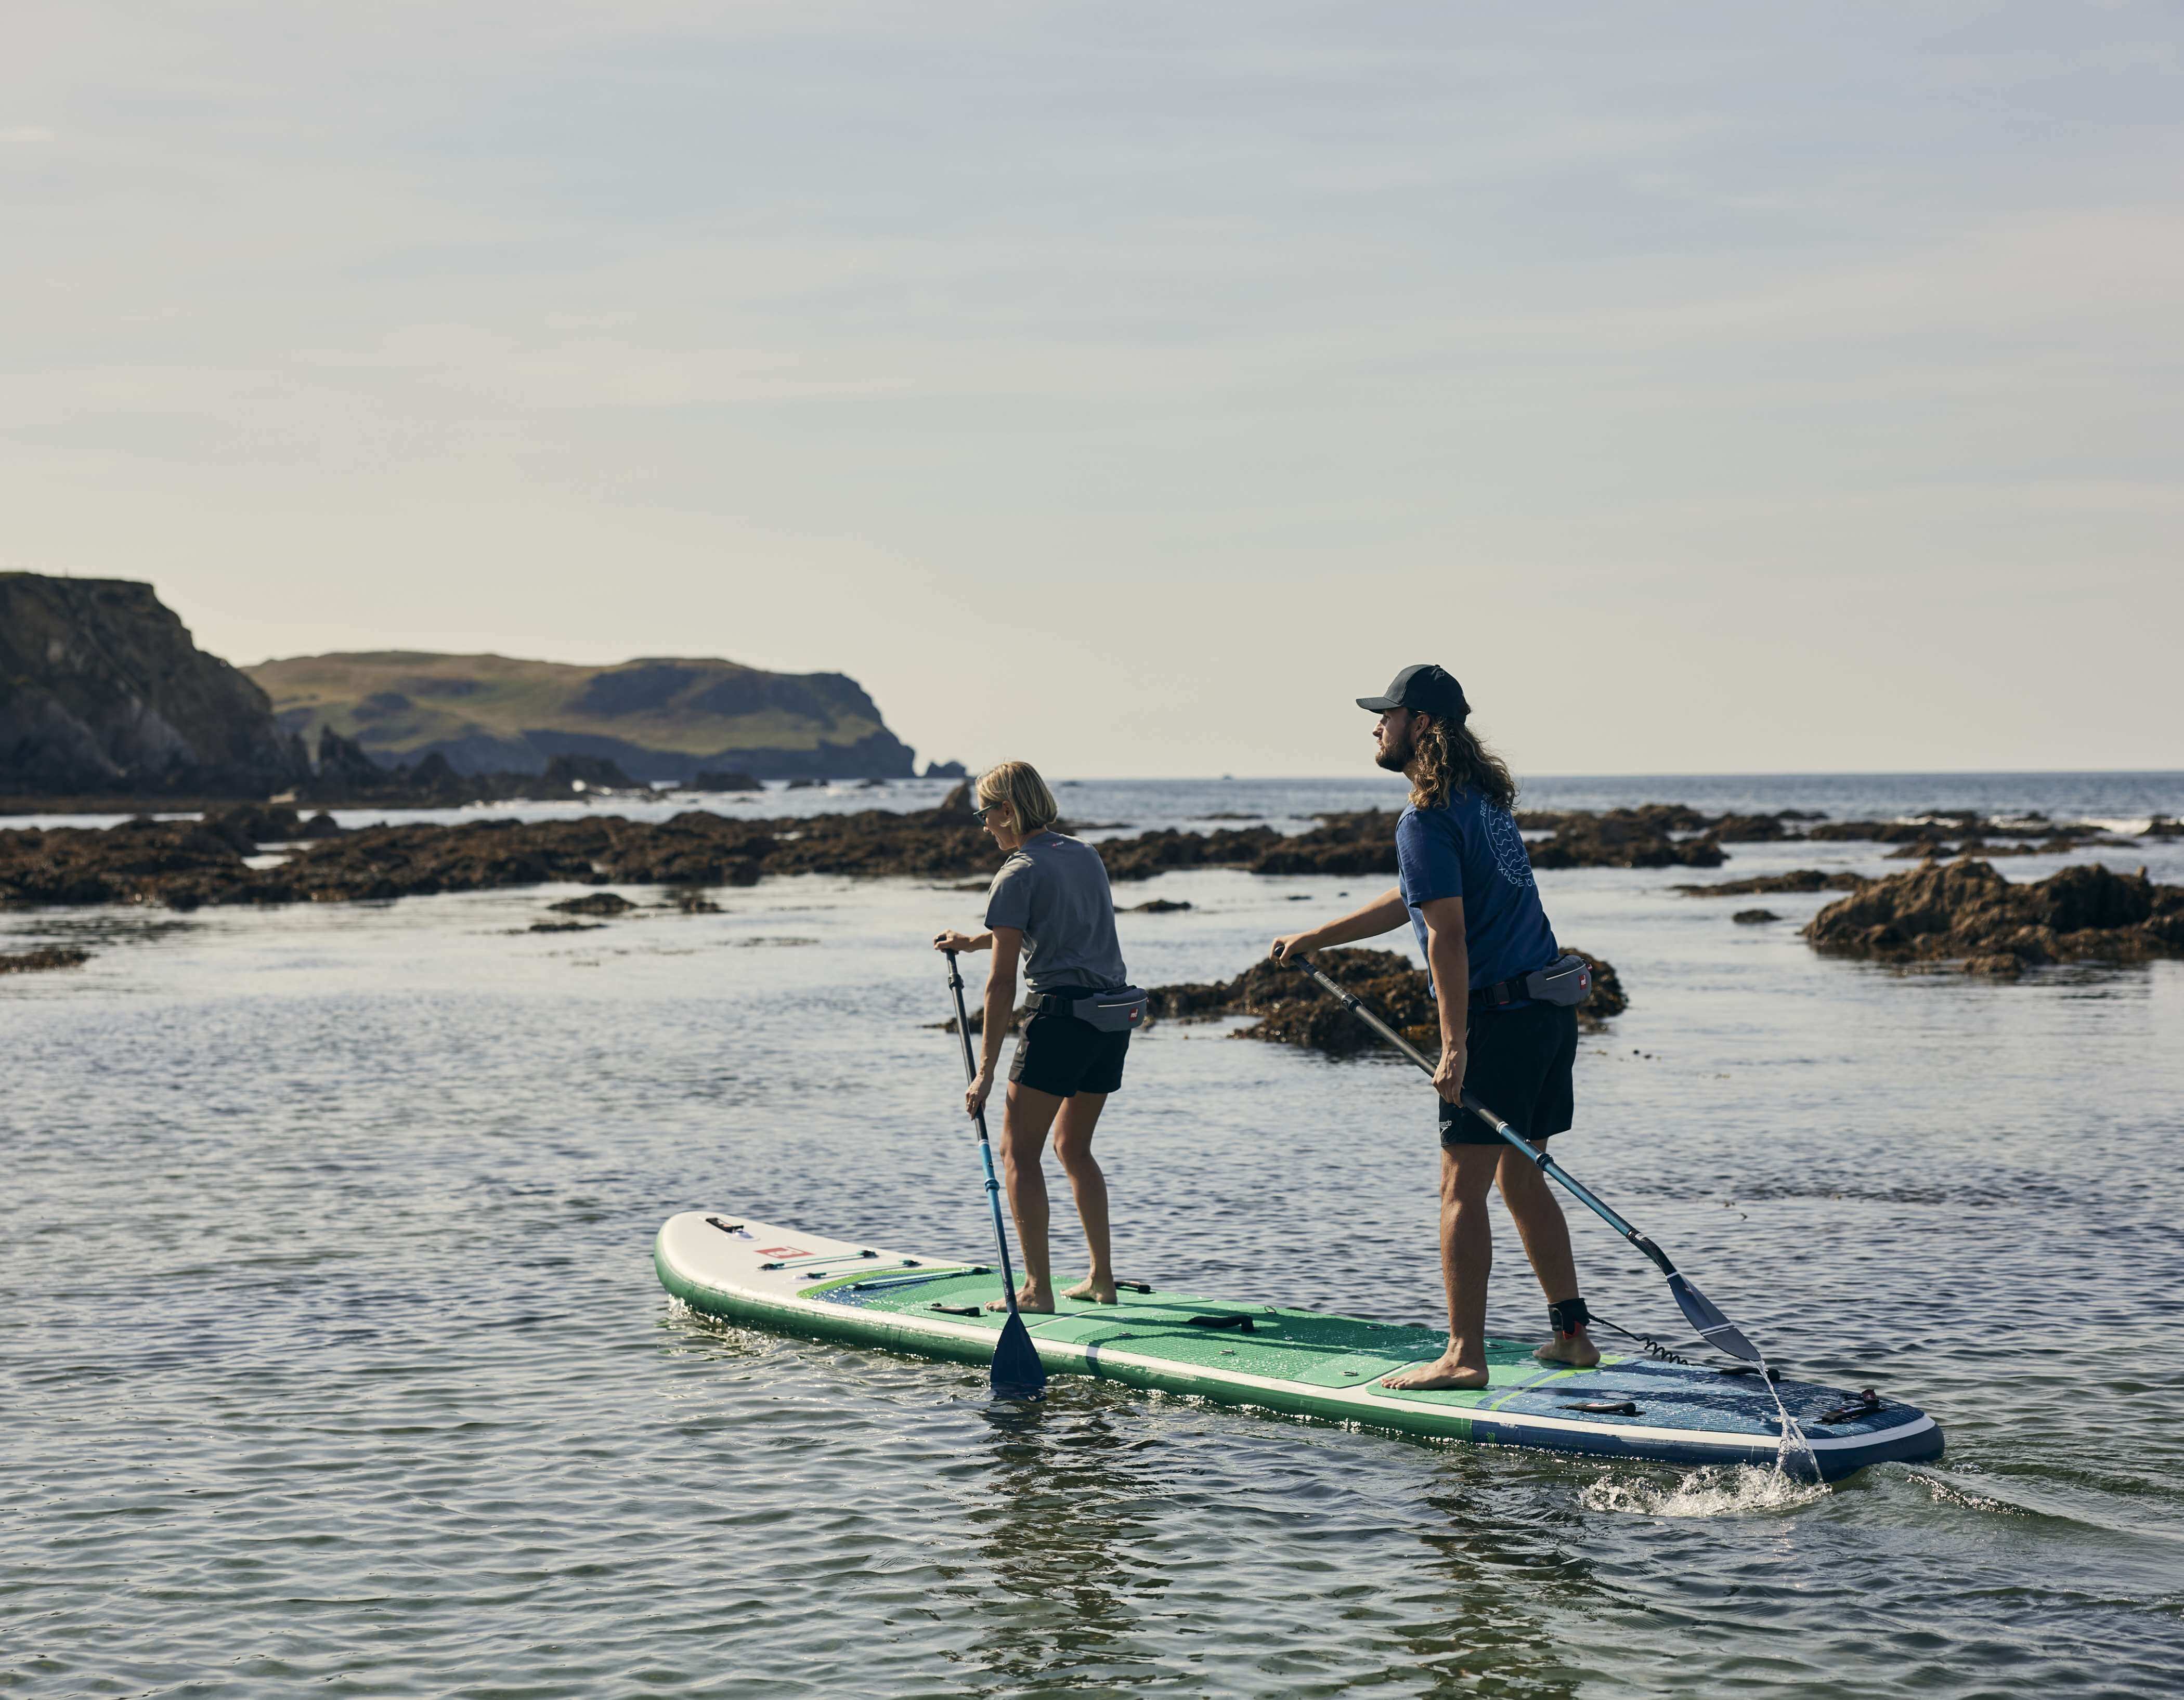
[1473,953,1592,1010]
[1033,986,1150,1032]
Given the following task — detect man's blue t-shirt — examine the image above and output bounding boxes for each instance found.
[1395,789,1559,997]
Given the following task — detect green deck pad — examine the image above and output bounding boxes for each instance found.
[811,1269,1920,1439]
[818,1270,1596,1407]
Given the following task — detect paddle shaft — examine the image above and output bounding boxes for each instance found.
[944,951,1026,1313]
[1283,953,1681,1279]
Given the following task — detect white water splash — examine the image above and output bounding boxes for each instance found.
[1582,1463,1829,1518]
[1760,1359,1825,1483]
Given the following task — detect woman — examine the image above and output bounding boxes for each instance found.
[932,760,1136,1312]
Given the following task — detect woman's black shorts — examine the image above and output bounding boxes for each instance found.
[1438,1001,1578,1148]
[1009,988,1130,1099]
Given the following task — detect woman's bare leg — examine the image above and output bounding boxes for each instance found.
[988,1081,1065,1312]
[1051,1092,1115,1302]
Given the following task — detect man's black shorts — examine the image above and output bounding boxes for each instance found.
[1009,988,1130,1099]
[1438,1001,1578,1148]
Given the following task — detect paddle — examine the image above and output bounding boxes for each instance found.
[942,950,1048,1400]
[1279,951,1764,1365]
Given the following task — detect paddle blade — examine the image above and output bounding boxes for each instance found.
[989,1310,1047,1401]
[1668,1273,1763,1365]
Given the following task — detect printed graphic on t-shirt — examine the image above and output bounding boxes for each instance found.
[1484,804,1536,889]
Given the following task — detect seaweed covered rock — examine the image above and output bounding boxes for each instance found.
[1803,860,2184,973]
[1147,946,1626,1058]
[1527,809,1727,870]
[0,944,90,973]
[549,892,636,916]
[1674,870,1869,898]
[0,817,251,907]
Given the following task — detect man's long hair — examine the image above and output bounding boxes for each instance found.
[1408,713,1518,812]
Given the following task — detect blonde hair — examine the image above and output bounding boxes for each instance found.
[1408,713,1518,813]
[976,760,1061,833]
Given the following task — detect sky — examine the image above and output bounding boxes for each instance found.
[4,2,2179,779]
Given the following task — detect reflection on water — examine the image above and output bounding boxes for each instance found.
[6,772,2184,1697]
[964,1401,1173,1690]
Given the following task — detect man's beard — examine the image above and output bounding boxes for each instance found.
[1374,727,1413,773]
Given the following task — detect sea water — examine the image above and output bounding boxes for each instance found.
[6,770,2183,1697]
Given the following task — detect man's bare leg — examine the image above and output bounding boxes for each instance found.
[1496,1142,1600,1367]
[987,1081,1064,1313]
[1382,1144,1503,1391]
[1052,1092,1116,1303]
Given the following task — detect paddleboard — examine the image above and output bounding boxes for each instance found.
[655,1211,1942,1481]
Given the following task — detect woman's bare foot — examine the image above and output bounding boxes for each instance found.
[1379,1353,1490,1391]
[986,1284,1053,1315]
[1062,1277,1119,1304]
[1535,1329,1601,1368]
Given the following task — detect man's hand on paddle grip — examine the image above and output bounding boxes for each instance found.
[1432,1042,1466,1103]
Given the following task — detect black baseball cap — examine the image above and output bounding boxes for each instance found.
[1357,663,1470,721]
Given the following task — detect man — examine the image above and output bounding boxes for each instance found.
[1271,663,1597,1391]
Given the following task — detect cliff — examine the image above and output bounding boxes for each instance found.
[0,574,305,798]
[245,651,919,781]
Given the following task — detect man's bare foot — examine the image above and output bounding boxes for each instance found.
[1535,1329,1601,1368]
[1061,1277,1118,1304]
[1379,1353,1490,1391]
[986,1285,1054,1314]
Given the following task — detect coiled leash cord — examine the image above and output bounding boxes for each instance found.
[1587,1311,1709,1369]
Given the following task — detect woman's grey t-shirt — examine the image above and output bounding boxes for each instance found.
[983,832,1129,995]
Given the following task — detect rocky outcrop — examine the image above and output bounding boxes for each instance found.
[1146,946,1626,1059]
[0,944,90,973]
[1803,860,2184,976]
[0,787,1728,912]
[548,892,635,916]
[1675,870,1869,897]
[1881,834,2107,860]
[0,574,307,797]
[1526,809,1726,870]
[1103,807,1728,881]
[1806,811,2100,847]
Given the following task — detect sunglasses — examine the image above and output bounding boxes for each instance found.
[972,803,1003,822]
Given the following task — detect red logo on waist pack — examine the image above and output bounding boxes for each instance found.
[756,1246,809,1258]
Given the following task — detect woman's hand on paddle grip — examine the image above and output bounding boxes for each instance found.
[1433,1042,1466,1103]
[1269,931,1316,961]
[966,1069,995,1118]
[933,929,985,953]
